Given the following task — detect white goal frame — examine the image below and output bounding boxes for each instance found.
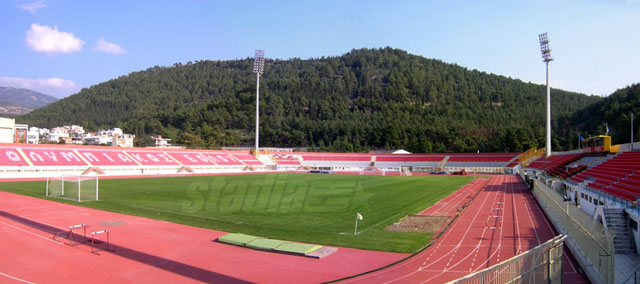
[46,175,99,202]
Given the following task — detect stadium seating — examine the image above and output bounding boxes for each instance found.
[0,146,30,166]
[231,153,263,166]
[375,155,445,162]
[446,153,517,162]
[125,150,181,166]
[271,154,301,165]
[0,143,526,178]
[20,147,91,167]
[201,152,245,166]
[527,153,583,178]
[165,151,216,166]
[574,151,640,201]
[302,154,373,162]
[76,149,141,166]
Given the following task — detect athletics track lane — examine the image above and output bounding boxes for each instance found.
[342,175,589,284]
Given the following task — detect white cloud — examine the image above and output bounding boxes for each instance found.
[94,38,127,55]
[26,23,85,54]
[0,76,79,98]
[17,0,46,13]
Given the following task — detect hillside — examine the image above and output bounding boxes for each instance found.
[0,87,58,115]
[20,47,601,152]
[570,83,640,144]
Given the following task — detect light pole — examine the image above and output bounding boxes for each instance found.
[539,33,553,158]
[253,50,265,155]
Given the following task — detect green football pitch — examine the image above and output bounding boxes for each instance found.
[0,174,473,253]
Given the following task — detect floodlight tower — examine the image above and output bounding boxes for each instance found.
[539,33,553,158]
[253,50,265,155]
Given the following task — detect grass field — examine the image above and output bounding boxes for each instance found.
[0,173,473,253]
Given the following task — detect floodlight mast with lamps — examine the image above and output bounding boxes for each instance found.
[539,33,553,158]
[253,50,265,155]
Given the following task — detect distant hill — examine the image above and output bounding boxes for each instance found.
[0,87,58,115]
[20,47,601,152]
[570,83,640,144]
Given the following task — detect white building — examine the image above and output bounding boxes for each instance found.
[0,117,16,143]
[27,127,39,144]
[47,127,70,143]
[112,133,134,147]
[0,117,15,143]
[84,128,134,147]
[84,132,111,145]
[0,117,30,143]
[68,125,85,136]
[152,135,172,148]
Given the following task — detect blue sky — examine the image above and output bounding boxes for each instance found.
[1,0,638,98]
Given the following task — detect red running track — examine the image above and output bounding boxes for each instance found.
[341,175,589,284]
[0,192,406,284]
[418,178,490,238]
[419,178,489,217]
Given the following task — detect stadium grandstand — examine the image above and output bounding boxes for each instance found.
[0,143,521,178]
[521,136,640,284]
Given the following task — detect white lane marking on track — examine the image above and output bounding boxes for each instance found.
[371,178,497,284]
[343,177,493,284]
[0,221,62,245]
[0,272,37,284]
[417,176,506,284]
[466,176,508,272]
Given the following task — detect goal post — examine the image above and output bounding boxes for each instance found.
[46,175,99,202]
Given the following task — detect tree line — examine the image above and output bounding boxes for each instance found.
[21,47,603,152]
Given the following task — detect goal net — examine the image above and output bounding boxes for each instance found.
[46,175,99,202]
[359,167,385,176]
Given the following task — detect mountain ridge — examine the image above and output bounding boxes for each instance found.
[0,87,58,115]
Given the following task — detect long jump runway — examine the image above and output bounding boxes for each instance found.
[343,175,589,284]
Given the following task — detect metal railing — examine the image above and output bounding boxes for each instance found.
[622,263,640,284]
[446,235,566,284]
[533,179,615,284]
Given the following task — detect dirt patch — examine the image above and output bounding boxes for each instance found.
[385,215,449,233]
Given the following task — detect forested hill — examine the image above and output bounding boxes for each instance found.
[570,83,640,145]
[20,47,600,152]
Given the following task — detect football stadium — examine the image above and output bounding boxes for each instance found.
[1,136,639,283]
[2,2,640,284]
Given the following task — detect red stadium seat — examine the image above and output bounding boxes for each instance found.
[76,149,140,166]
[125,150,180,166]
[20,147,89,166]
[0,146,30,166]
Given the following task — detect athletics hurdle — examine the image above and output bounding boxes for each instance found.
[90,229,111,253]
[53,224,87,246]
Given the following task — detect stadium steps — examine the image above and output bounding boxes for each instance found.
[437,156,450,168]
[257,154,276,166]
[604,208,636,254]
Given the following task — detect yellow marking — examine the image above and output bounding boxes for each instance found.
[163,152,183,166]
[72,149,92,167]
[122,151,143,166]
[198,152,218,165]
[15,148,34,167]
